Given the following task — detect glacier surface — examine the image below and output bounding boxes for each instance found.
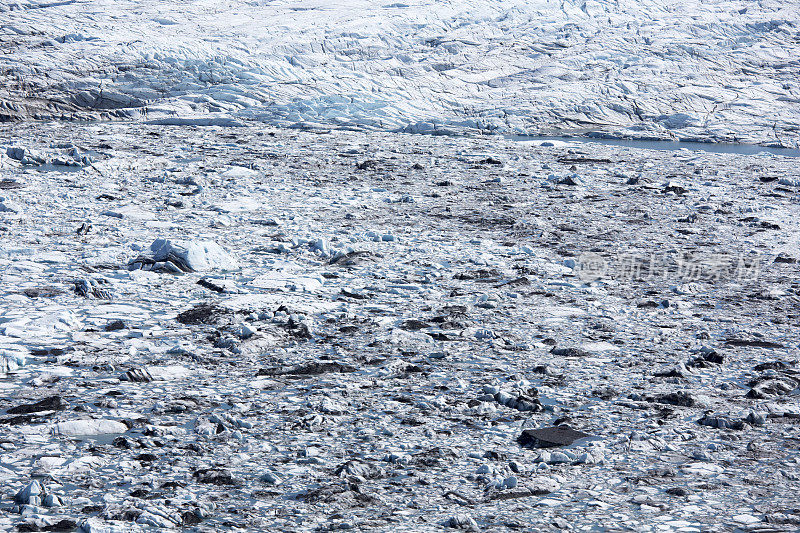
[1,0,799,144]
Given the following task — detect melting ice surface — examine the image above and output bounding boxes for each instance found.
[510,136,800,158]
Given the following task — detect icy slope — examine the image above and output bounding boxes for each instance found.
[1,0,799,144]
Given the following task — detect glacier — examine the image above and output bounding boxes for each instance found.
[0,0,798,145]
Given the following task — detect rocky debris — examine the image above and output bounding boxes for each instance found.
[653,367,687,379]
[663,183,687,195]
[550,347,592,357]
[334,460,384,480]
[724,338,784,349]
[21,286,65,299]
[489,486,546,500]
[104,320,126,331]
[356,159,378,171]
[534,447,604,466]
[1,121,800,532]
[328,250,376,267]
[0,178,23,190]
[197,278,226,293]
[687,348,724,368]
[74,278,112,299]
[651,392,695,407]
[518,426,591,448]
[279,318,312,339]
[120,365,192,383]
[745,411,766,426]
[258,361,356,376]
[446,514,479,531]
[7,396,63,414]
[485,387,543,412]
[400,319,430,331]
[193,468,241,486]
[746,376,798,399]
[754,361,793,372]
[774,254,798,264]
[497,393,542,412]
[697,414,745,430]
[454,268,501,281]
[176,303,234,325]
[16,518,77,531]
[494,276,530,289]
[556,174,582,186]
[121,367,154,383]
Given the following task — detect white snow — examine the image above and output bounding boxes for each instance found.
[50,419,129,437]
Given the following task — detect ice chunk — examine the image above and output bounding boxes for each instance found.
[79,518,129,533]
[120,365,194,382]
[6,147,46,165]
[15,480,44,505]
[221,166,259,179]
[133,238,240,272]
[0,197,23,213]
[51,419,129,436]
[44,494,63,507]
[0,350,26,375]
